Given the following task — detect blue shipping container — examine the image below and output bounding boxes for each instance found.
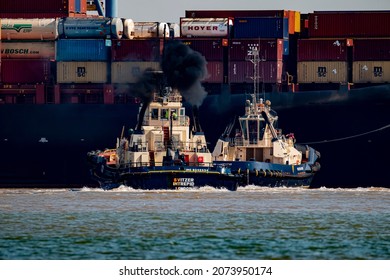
[234,17,288,39]
[75,0,81,13]
[283,38,289,55]
[56,39,109,61]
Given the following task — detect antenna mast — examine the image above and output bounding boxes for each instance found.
[246,42,266,104]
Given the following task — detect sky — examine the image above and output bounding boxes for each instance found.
[115,0,390,23]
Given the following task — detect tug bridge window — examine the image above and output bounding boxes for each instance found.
[240,118,266,144]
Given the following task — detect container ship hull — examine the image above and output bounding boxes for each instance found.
[1,4,390,188]
[1,84,389,188]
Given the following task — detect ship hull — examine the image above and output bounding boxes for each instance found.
[87,154,239,191]
[214,161,318,188]
[1,85,389,188]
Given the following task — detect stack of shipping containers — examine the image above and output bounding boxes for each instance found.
[352,38,390,84]
[1,19,57,104]
[228,38,284,86]
[111,21,166,103]
[0,0,87,104]
[183,10,300,93]
[298,11,390,88]
[55,17,123,104]
[297,38,352,85]
[2,2,389,105]
[179,18,230,94]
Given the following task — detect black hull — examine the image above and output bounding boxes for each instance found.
[87,155,239,191]
[1,85,390,188]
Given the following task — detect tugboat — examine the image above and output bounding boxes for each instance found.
[87,72,239,190]
[212,50,321,188]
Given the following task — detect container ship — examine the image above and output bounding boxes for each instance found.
[0,0,389,188]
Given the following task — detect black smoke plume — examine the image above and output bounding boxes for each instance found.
[132,41,208,132]
[132,68,158,131]
[161,40,208,107]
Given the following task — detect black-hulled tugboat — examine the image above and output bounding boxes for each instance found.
[87,81,239,190]
[212,51,321,188]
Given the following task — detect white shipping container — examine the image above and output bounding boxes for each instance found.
[180,18,231,37]
[353,61,390,83]
[133,22,170,38]
[1,18,58,40]
[297,61,348,83]
[1,41,55,59]
[111,61,161,83]
[57,61,107,83]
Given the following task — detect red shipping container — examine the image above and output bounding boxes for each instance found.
[308,12,390,38]
[203,61,224,83]
[229,61,283,84]
[1,59,52,83]
[297,39,350,61]
[229,39,284,61]
[111,39,162,61]
[185,10,288,18]
[178,38,224,61]
[353,38,390,61]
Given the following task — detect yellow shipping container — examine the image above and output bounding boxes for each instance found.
[294,11,301,33]
[353,61,390,83]
[57,61,107,83]
[111,61,161,84]
[297,61,348,83]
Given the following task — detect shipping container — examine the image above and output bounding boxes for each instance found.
[203,61,224,83]
[1,18,58,41]
[353,61,390,83]
[123,19,135,39]
[180,18,232,38]
[287,10,296,35]
[229,61,283,84]
[353,39,390,61]
[294,11,301,33]
[111,39,162,61]
[178,38,224,61]
[111,61,161,83]
[1,41,55,59]
[234,17,288,39]
[58,17,123,39]
[184,10,300,35]
[133,22,170,38]
[57,61,107,83]
[75,0,87,14]
[0,0,86,18]
[297,39,351,61]
[1,59,52,83]
[283,39,289,56]
[56,39,109,61]
[229,39,283,61]
[185,10,289,18]
[297,61,348,83]
[308,12,390,38]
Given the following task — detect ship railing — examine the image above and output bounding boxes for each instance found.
[120,161,215,169]
[130,143,148,152]
[152,140,210,153]
[154,93,182,103]
[233,137,243,146]
[144,115,189,127]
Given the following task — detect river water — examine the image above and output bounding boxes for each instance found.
[0,186,389,260]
